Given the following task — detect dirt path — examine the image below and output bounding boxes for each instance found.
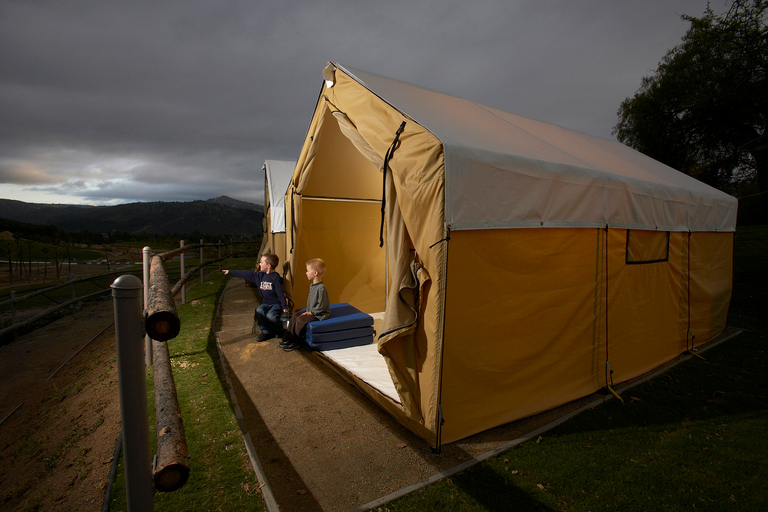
[215,279,602,512]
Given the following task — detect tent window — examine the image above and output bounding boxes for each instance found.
[626,230,669,264]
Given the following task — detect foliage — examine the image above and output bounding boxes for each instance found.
[0,196,265,240]
[0,216,244,247]
[0,239,103,264]
[614,1,768,206]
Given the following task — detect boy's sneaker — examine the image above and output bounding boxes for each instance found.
[280,340,300,352]
[256,332,271,342]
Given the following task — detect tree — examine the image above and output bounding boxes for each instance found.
[614,0,767,213]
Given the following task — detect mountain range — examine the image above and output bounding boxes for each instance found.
[0,196,264,237]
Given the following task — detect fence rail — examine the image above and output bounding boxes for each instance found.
[115,240,259,509]
[2,238,261,509]
[0,241,259,342]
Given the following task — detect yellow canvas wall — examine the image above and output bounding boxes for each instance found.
[688,232,733,344]
[440,228,604,443]
[438,228,732,444]
[287,103,386,313]
[603,230,686,383]
[291,198,385,312]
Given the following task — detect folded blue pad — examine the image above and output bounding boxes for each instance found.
[304,303,374,336]
[305,335,373,351]
[306,326,374,343]
[301,303,375,351]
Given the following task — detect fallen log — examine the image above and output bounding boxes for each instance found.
[145,256,180,341]
[152,338,190,492]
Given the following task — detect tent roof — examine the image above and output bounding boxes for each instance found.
[335,63,737,232]
[263,160,296,233]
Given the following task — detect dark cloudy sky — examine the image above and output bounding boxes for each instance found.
[0,0,721,206]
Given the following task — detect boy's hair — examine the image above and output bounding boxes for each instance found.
[306,258,326,277]
[261,253,279,270]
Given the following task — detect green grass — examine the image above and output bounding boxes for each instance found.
[388,331,767,511]
[109,259,264,511]
[386,226,768,512]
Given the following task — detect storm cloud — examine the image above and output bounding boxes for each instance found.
[0,0,719,205]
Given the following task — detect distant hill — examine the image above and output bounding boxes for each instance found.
[0,197,264,237]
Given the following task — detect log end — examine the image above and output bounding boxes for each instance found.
[154,462,190,492]
[146,311,181,341]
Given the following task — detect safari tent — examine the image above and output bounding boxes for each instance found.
[284,62,737,449]
[259,160,296,284]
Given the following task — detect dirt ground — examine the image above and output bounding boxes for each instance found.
[0,300,121,511]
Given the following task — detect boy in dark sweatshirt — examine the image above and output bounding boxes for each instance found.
[223,253,288,341]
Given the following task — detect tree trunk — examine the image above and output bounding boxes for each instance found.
[749,143,768,222]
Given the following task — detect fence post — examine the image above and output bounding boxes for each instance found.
[10,291,17,326]
[218,241,221,272]
[143,246,153,367]
[199,239,204,284]
[179,240,186,305]
[111,275,153,511]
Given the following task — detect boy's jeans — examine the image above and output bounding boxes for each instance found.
[255,303,282,336]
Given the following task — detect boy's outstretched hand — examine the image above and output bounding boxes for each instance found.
[222,270,230,274]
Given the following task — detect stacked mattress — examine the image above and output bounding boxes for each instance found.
[303,303,374,351]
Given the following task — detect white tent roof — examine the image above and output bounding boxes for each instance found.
[263,160,296,233]
[336,64,737,232]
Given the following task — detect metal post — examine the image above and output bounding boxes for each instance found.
[199,239,204,284]
[143,246,153,367]
[111,275,153,511]
[180,240,186,305]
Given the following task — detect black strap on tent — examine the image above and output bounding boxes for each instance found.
[379,121,407,247]
[429,226,451,249]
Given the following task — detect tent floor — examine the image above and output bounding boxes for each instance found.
[215,279,616,511]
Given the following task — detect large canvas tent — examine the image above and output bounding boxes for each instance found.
[259,160,297,288]
[284,62,737,449]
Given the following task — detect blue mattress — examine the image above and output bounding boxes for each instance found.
[307,326,374,343]
[305,335,373,351]
[304,303,374,336]
[302,303,374,351]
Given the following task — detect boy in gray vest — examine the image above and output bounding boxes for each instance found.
[279,258,330,351]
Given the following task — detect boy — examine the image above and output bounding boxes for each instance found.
[279,258,330,352]
[223,253,288,341]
